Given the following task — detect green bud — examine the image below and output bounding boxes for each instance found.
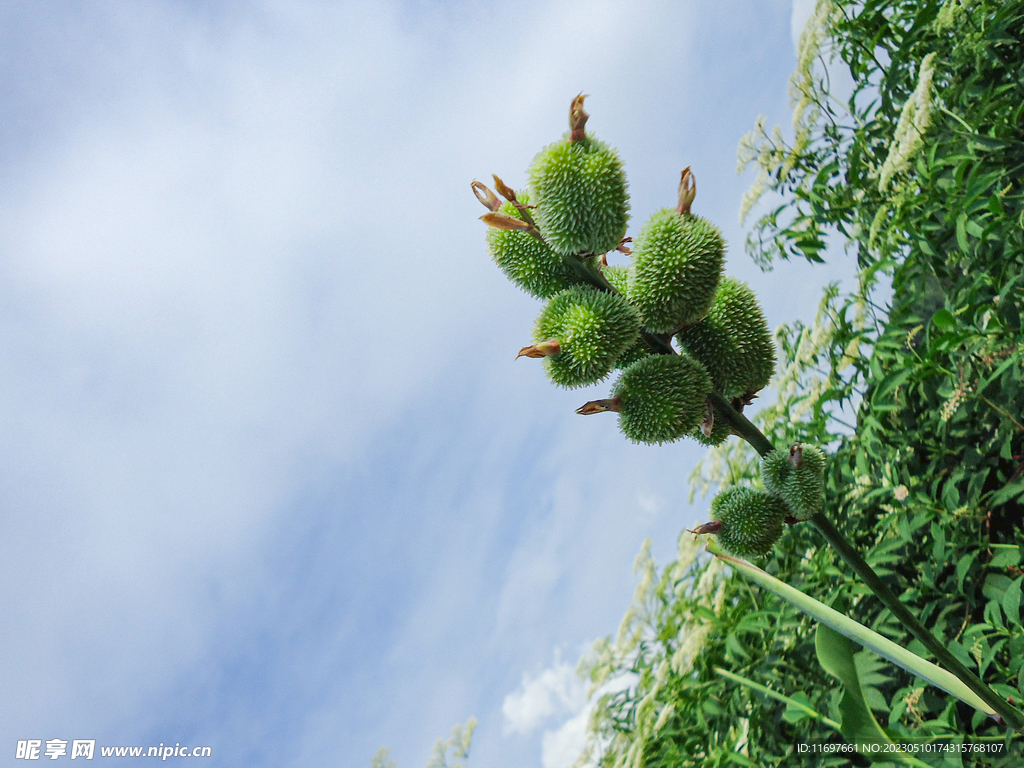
[531,286,641,388]
[486,196,583,299]
[709,486,787,559]
[628,209,724,333]
[592,353,711,444]
[760,444,826,521]
[676,276,775,399]
[527,98,629,256]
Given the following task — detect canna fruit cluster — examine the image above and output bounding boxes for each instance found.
[474,95,775,441]
[475,95,821,559]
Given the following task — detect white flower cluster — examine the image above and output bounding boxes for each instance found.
[879,53,938,192]
[571,532,726,768]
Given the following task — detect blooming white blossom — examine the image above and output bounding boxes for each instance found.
[879,53,938,191]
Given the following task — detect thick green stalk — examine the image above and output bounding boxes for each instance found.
[708,393,1024,731]
[707,391,774,455]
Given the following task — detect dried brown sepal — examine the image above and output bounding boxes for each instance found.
[615,237,633,255]
[700,399,715,438]
[788,443,804,470]
[471,180,501,212]
[569,93,589,143]
[480,212,534,231]
[492,175,517,203]
[516,340,561,359]
[688,521,722,536]
[675,167,696,216]
[575,396,621,415]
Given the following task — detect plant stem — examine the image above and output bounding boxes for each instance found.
[714,666,841,730]
[707,391,774,456]
[708,393,1024,731]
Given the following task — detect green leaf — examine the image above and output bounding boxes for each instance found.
[1003,576,1023,626]
[990,478,1024,508]
[956,552,976,593]
[955,213,970,253]
[989,545,1021,569]
[931,309,956,333]
[931,522,946,563]
[815,625,931,766]
[715,550,997,718]
[714,667,840,730]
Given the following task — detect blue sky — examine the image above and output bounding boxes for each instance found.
[0,1,845,766]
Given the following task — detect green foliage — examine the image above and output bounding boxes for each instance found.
[629,210,725,333]
[612,353,711,445]
[534,286,642,388]
[814,625,931,764]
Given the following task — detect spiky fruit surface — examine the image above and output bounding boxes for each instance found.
[612,353,711,444]
[534,286,641,388]
[528,135,629,256]
[603,263,631,298]
[760,444,826,521]
[614,335,653,371]
[486,196,582,299]
[676,277,775,399]
[628,210,724,333]
[711,486,787,559]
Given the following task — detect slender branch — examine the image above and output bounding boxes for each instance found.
[707,393,1024,731]
[979,394,1024,432]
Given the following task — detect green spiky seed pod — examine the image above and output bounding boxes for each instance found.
[608,353,711,444]
[628,184,725,332]
[760,444,826,521]
[676,276,775,399]
[486,196,582,299]
[603,263,631,298]
[760,449,791,495]
[710,486,787,559]
[531,286,641,388]
[527,96,629,256]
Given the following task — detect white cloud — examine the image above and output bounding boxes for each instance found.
[503,654,586,736]
[541,707,592,768]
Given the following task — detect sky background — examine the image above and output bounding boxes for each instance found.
[0,1,847,766]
